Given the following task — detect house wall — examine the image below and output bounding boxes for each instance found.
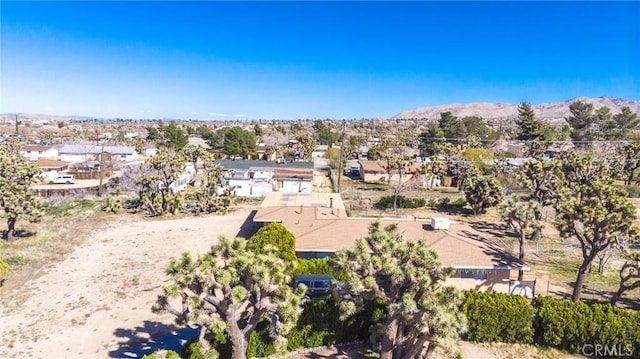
[23,148,59,161]
[60,153,90,164]
[225,178,253,197]
[252,181,273,197]
[362,171,386,183]
[445,270,511,293]
[112,152,138,162]
[278,179,312,193]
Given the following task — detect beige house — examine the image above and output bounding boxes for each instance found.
[253,194,529,295]
[358,160,387,183]
[358,160,421,184]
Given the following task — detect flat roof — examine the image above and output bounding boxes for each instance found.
[216,159,314,171]
[258,192,346,212]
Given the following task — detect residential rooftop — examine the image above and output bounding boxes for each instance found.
[253,204,526,270]
[215,159,314,170]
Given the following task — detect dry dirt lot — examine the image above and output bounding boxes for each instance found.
[0,208,255,358]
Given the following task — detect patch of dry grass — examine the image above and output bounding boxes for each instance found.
[0,198,114,292]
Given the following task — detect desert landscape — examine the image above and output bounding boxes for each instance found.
[0,199,587,359]
[0,208,255,358]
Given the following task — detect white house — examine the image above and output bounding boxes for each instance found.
[59,145,138,163]
[311,144,329,158]
[35,158,70,182]
[21,145,59,161]
[273,168,313,193]
[218,168,275,197]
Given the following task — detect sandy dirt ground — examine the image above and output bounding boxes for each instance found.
[0,208,255,359]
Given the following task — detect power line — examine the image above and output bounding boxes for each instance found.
[418,136,640,144]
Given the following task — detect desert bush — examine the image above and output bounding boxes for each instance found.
[246,222,296,263]
[246,296,386,357]
[462,290,534,344]
[533,296,640,357]
[141,350,181,359]
[375,195,426,209]
[616,184,640,198]
[247,320,277,357]
[451,197,467,208]
[293,258,348,281]
[427,198,438,209]
[0,257,9,284]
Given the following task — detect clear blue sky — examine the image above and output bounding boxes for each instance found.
[1,1,639,120]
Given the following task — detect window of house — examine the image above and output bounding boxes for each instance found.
[459,269,488,280]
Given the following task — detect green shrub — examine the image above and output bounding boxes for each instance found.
[293,258,348,281]
[462,291,534,344]
[533,296,640,358]
[616,184,640,198]
[247,297,387,355]
[451,197,467,208]
[247,222,297,263]
[438,197,450,207]
[375,195,426,209]
[427,198,438,209]
[247,320,277,358]
[141,350,181,359]
[0,257,9,281]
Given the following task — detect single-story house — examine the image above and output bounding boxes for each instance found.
[252,193,529,295]
[21,145,59,161]
[59,145,138,163]
[215,160,314,197]
[273,168,313,193]
[358,160,420,184]
[35,158,70,180]
[187,136,211,150]
[358,160,387,183]
[257,143,276,161]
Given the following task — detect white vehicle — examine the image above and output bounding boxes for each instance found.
[49,175,76,184]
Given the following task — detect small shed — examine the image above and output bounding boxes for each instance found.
[431,217,451,230]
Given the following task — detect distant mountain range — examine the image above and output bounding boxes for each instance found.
[391,97,640,120]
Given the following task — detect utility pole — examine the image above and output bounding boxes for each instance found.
[98,142,105,197]
[336,119,346,193]
[15,115,18,134]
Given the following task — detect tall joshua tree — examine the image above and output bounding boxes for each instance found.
[331,222,467,359]
[154,237,304,359]
[0,140,44,242]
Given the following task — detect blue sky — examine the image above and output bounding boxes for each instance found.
[1,1,639,120]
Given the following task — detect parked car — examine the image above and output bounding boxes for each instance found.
[49,175,76,184]
[293,274,335,302]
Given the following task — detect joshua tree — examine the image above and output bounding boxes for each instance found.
[154,237,304,359]
[499,196,541,280]
[0,140,44,242]
[331,222,467,359]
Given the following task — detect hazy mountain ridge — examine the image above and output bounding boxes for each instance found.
[392,97,640,120]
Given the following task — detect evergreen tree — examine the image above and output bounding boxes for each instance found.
[514,102,551,157]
